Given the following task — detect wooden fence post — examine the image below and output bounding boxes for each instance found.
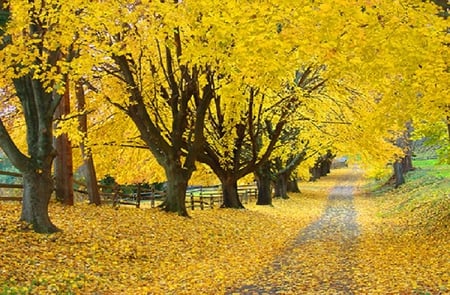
[112,184,120,208]
[136,183,141,208]
[150,185,155,208]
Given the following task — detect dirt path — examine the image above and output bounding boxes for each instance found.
[226,168,362,294]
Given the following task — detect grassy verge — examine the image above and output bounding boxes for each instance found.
[355,161,449,294]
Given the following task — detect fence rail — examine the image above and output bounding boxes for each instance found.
[1,170,258,210]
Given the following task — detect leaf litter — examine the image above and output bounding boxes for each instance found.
[0,167,448,294]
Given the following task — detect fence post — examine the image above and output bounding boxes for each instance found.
[112,184,120,208]
[191,193,195,210]
[150,185,155,208]
[136,183,141,208]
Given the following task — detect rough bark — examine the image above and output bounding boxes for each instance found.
[255,162,273,205]
[220,175,244,209]
[21,169,59,233]
[198,88,287,209]
[0,75,61,233]
[15,75,61,233]
[163,163,190,216]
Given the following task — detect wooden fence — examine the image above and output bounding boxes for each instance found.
[0,170,23,201]
[0,170,258,210]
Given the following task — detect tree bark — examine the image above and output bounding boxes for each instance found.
[163,163,189,216]
[54,80,74,205]
[0,3,66,233]
[75,81,101,205]
[393,160,405,188]
[446,116,450,145]
[21,168,59,233]
[274,172,289,199]
[255,162,272,205]
[220,175,244,209]
[287,177,300,193]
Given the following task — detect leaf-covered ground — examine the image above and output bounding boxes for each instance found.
[0,166,449,294]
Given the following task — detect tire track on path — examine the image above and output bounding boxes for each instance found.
[226,168,361,294]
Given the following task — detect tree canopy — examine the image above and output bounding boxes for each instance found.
[0,0,448,230]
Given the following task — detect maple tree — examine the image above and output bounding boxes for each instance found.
[0,0,86,232]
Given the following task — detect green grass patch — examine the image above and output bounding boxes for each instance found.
[413,158,450,178]
[369,161,449,232]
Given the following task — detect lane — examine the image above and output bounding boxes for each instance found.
[226,169,361,294]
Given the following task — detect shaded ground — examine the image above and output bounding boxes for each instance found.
[226,168,362,294]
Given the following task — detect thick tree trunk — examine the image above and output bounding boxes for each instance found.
[287,177,300,193]
[21,169,60,233]
[393,160,405,188]
[220,175,244,209]
[309,166,321,181]
[274,172,289,199]
[255,163,272,205]
[162,164,189,216]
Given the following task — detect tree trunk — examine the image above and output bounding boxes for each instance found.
[81,157,101,205]
[53,80,74,205]
[220,175,244,209]
[393,160,405,188]
[274,172,289,199]
[54,81,73,206]
[21,169,60,233]
[76,81,101,205]
[402,154,413,173]
[54,133,74,205]
[287,177,300,193]
[309,166,321,181]
[162,164,189,216]
[447,116,450,142]
[255,163,272,205]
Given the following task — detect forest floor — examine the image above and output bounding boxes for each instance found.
[0,165,449,294]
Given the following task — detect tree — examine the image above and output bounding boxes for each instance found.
[77,1,218,216]
[75,81,101,205]
[199,87,292,208]
[0,0,82,232]
[53,78,74,205]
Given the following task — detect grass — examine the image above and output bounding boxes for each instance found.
[412,158,450,178]
[354,161,449,294]
[371,159,450,221]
